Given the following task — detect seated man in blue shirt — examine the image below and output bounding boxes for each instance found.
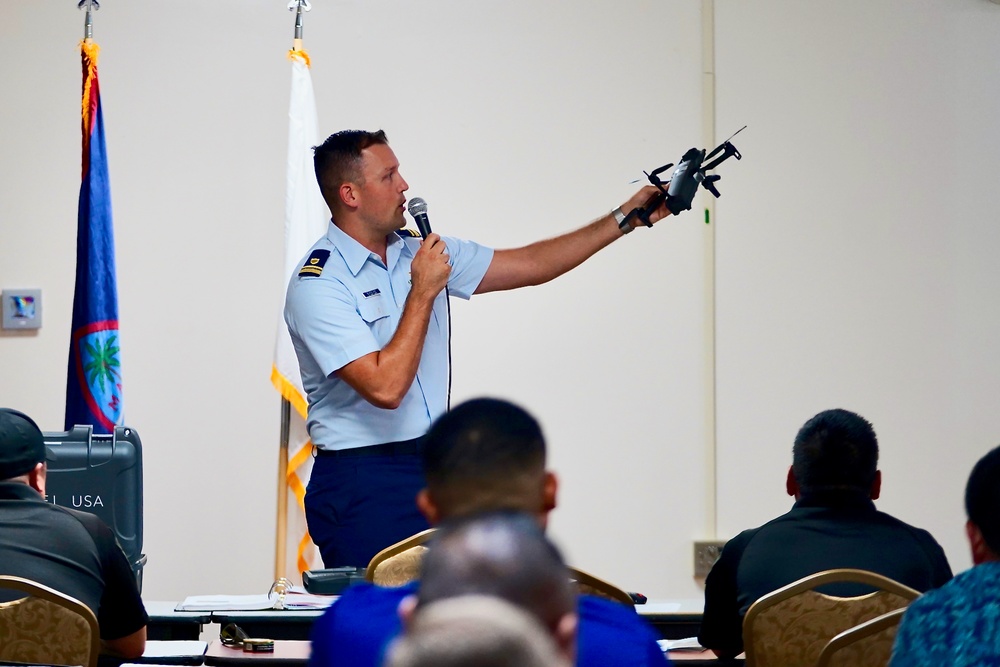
[890,443,1000,666]
[389,512,578,666]
[385,595,570,667]
[308,398,669,667]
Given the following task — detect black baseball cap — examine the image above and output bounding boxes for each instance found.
[0,408,46,480]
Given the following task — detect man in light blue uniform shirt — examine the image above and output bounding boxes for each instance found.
[284,129,671,567]
[287,221,491,450]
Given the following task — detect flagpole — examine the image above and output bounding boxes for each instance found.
[276,398,291,579]
[78,0,99,43]
[275,0,314,582]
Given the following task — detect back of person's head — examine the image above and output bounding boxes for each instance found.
[792,408,878,494]
[313,129,389,205]
[383,595,570,667]
[421,398,547,519]
[965,444,1000,561]
[0,408,45,483]
[416,511,576,646]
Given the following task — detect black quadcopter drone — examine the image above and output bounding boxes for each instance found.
[624,125,746,228]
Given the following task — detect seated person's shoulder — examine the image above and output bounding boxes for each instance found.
[312,582,417,666]
[335,581,415,614]
[576,595,665,666]
[578,595,641,624]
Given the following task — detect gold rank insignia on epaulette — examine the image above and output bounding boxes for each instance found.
[298,249,331,277]
[397,229,421,238]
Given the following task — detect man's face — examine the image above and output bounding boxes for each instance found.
[355,143,409,234]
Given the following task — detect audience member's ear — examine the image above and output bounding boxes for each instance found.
[541,472,558,523]
[785,466,799,498]
[415,489,440,525]
[869,470,882,500]
[29,462,46,496]
[553,611,578,662]
[966,520,993,565]
[396,594,418,629]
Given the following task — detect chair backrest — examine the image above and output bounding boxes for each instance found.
[0,575,101,667]
[366,528,635,607]
[567,566,634,607]
[742,569,919,667]
[366,528,438,586]
[815,607,907,667]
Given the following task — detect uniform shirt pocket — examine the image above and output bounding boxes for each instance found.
[357,298,393,346]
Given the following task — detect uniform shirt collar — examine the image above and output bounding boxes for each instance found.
[794,487,876,511]
[325,221,410,276]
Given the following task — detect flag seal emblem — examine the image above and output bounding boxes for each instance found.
[71,321,123,431]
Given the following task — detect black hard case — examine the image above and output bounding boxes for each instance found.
[41,425,145,586]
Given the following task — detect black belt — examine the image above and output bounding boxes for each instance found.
[316,437,424,458]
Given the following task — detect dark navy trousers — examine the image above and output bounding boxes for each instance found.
[304,449,430,569]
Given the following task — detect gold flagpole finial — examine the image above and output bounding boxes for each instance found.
[78,0,101,44]
[287,0,312,51]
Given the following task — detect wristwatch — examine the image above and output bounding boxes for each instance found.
[613,207,632,235]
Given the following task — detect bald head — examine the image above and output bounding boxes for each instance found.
[417,512,575,636]
[385,596,569,667]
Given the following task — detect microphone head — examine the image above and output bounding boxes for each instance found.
[407,197,428,217]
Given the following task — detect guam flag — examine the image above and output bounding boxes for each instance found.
[65,40,123,433]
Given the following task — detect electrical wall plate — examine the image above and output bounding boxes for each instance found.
[694,540,727,579]
[1,289,42,330]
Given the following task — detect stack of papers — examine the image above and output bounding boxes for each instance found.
[657,637,704,652]
[175,595,275,612]
[175,590,336,612]
[282,590,337,609]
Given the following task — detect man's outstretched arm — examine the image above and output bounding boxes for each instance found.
[475,185,671,294]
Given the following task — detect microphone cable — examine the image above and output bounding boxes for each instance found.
[407,197,452,410]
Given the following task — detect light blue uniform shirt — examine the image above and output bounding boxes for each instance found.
[284,222,493,450]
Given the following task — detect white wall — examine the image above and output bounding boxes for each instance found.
[1,0,997,603]
[714,0,1000,573]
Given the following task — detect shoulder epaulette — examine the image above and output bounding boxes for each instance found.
[298,249,331,277]
[397,229,421,238]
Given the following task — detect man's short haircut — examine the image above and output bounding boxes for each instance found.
[422,398,546,516]
[965,444,1000,554]
[312,129,389,204]
[384,596,567,667]
[792,408,879,494]
[417,511,574,635]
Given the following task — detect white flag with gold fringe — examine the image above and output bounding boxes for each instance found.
[272,44,327,580]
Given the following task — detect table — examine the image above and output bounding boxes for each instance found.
[182,640,741,667]
[207,598,702,641]
[146,601,212,640]
[204,640,310,667]
[667,652,744,665]
[211,609,325,640]
[638,598,704,640]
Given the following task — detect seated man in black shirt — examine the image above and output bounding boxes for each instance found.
[0,408,147,659]
[698,408,952,658]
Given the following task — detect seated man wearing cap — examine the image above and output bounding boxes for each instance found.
[0,408,147,659]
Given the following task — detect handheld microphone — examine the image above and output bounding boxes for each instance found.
[407,197,432,239]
